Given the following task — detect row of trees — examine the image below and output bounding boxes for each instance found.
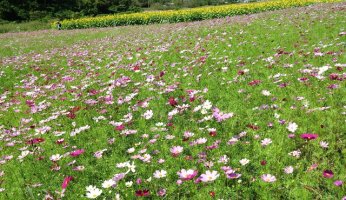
[0,0,250,21]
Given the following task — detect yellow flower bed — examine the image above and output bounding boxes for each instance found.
[56,0,341,29]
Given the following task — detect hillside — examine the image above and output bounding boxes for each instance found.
[0,2,345,199]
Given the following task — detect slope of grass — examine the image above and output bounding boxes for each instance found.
[0,2,345,200]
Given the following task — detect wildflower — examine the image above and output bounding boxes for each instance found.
[140,154,151,163]
[143,110,153,119]
[50,154,62,162]
[127,147,135,153]
[323,170,334,178]
[319,141,329,148]
[227,173,242,179]
[125,181,133,187]
[135,189,150,197]
[300,133,318,140]
[157,188,166,197]
[284,166,294,174]
[177,169,198,181]
[334,180,343,186]
[70,149,85,157]
[260,160,267,166]
[61,176,73,192]
[288,150,301,158]
[261,174,276,182]
[261,90,271,96]
[239,158,250,166]
[94,149,107,159]
[261,138,272,146]
[26,138,45,145]
[200,170,219,182]
[170,146,183,156]
[86,185,102,199]
[153,170,167,179]
[102,179,116,188]
[287,122,298,133]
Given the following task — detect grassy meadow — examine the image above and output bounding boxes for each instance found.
[0,2,345,200]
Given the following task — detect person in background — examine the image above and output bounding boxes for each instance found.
[57,21,62,30]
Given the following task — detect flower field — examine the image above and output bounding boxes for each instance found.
[1,2,346,199]
[57,0,341,30]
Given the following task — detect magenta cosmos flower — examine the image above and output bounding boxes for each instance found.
[323,170,334,178]
[70,149,85,157]
[300,133,318,140]
[62,176,73,190]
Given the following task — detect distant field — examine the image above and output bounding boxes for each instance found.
[0,2,345,200]
[58,0,342,30]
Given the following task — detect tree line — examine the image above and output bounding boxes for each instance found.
[0,0,256,22]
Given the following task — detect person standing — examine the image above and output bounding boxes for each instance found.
[57,21,62,30]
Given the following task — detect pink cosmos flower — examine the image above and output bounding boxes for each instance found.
[227,173,242,179]
[62,176,73,189]
[70,149,85,157]
[212,107,233,122]
[261,174,276,182]
[177,169,198,181]
[334,180,343,186]
[170,146,183,157]
[300,133,318,140]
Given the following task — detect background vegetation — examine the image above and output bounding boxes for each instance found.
[0,0,256,22]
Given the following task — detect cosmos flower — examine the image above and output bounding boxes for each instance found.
[85,185,102,199]
[102,179,116,188]
[261,174,276,182]
[153,170,167,179]
[261,138,272,146]
[287,122,298,133]
[157,188,166,197]
[284,166,294,174]
[70,149,85,157]
[177,169,198,181]
[319,141,329,148]
[135,189,150,197]
[50,154,62,162]
[300,133,318,140]
[239,158,250,166]
[61,176,73,190]
[170,146,183,156]
[142,110,153,119]
[323,170,334,178]
[26,138,45,145]
[200,170,219,182]
[334,180,343,186]
[227,173,242,179]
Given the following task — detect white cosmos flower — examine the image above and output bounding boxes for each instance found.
[261,138,272,146]
[125,181,133,187]
[239,158,250,166]
[153,170,167,179]
[86,185,102,199]
[102,179,116,189]
[261,90,271,96]
[287,122,298,133]
[200,170,219,182]
[320,141,329,148]
[284,166,294,174]
[50,154,62,162]
[143,110,153,120]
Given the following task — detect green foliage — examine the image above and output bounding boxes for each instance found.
[0,0,258,22]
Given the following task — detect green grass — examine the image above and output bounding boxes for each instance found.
[0,2,345,200]
[0,21,51,34]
